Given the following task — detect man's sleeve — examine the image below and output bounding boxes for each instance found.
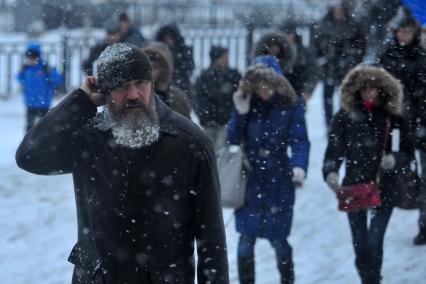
[192,138,229,284]
[16,89,97,175]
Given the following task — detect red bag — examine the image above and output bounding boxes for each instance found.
[337,116,390,212]
[338,182,382,212]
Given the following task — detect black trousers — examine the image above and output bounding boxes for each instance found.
[323,82,336,129]
[26,108,49,132]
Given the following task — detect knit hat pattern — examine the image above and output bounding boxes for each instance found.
[97,43,153,94]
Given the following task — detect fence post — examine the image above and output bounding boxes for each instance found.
[62,35,68,93]
[6,51,12,99]
[245,21,254,66]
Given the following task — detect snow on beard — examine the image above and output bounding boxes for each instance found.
[93,97,160,149]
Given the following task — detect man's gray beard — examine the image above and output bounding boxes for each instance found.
[95,99,160,149]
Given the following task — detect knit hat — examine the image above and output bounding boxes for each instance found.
[252,55,283,75]
[26,42,41,58]
[97,43,153,94]
[209,46,228,63]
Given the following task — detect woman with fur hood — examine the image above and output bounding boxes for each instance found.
[227,63,310,284]
[323,65,414,284]
[143,43,191,119]
[155,24,194,98]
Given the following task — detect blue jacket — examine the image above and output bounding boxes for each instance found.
[17,60,63,109]
[228,79,310,239]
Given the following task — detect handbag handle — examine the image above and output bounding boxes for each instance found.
[376,115,391,183]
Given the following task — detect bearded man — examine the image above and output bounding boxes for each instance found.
[16,43,229,284]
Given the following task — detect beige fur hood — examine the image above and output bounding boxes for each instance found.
[253,32,297,72]
[241,64,297,106]
[143,43,173,89]
[341,65,403,115]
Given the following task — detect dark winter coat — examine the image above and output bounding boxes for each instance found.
[194,66,241,127]
[379,31,426,150]
[121,26,148,48]
[82,41,109,76]
[156,85,192,119]
[314,10,367,84]
[155,24,195,96]
[227,66,310,240]
[323,65,415,207]
[284,34,320,96]
[144,46,192,119]
[17,59,63,109]
[16,90,229,284]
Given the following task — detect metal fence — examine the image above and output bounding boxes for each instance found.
[0,25,311,99]
[0,35,101,99]
[0,27,252,99]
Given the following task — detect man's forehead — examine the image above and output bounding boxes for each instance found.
[113,79,151,90]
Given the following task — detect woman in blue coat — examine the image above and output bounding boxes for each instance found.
[227,63,310,284]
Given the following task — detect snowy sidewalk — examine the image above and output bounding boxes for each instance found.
[0,90,425,283]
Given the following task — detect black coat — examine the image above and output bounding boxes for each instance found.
[156,85,192,120]
[171,44,194,96]
[379,38,426,150]
[82,41,108,76]
[314,12,367,84]
[121,27,148,48]
[285,35,320,96]
[16,90,229,284]
[155,24,195,96]
[194,66,241,127]
[323,107,414,206]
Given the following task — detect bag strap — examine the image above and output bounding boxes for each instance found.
[376,115,391,182]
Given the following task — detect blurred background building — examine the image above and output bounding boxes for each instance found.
[3,0,338,32]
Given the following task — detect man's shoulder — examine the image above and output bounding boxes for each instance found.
[168,112,212,151]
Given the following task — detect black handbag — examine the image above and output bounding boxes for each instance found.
[385,152,420,209]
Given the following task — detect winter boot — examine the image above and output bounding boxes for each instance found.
[360,271,381,284]
[277,258,294,284]
[238,257,255,284]
[414,231,426,245]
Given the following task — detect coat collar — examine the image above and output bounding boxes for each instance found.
[154,94,178,136]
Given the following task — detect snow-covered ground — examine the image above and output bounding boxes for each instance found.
[0,85,425,283]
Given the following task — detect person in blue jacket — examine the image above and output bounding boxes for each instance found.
[17,42,63,131]
[227,60,310,284]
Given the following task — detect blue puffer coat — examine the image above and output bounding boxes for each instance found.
[17,60,63,109]
[227,66,310,240]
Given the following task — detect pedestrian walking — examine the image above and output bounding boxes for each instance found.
[82,19,121,76]
[16,43,229,283]
[314,4,367,129]
[155,24,195,98]
[17,42,63,131]
[194,46,241,150]
[118,12,148,48]
[228,62,310,284]
[143,43,192,119]
[379,16,426,245]
[323,65,414,284]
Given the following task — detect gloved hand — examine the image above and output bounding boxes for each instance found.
[292,167,306,187]
[233,91,251,115]
[233,80,252,115]
[326,172,340,193]
[380,153,396,171]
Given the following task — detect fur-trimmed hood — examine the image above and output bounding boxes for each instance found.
[253,32,297,72]
[143,43,173,89]
[241,64,297,107]
[341,65,403,115]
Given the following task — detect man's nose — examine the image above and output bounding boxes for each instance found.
[126,84,140,100]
